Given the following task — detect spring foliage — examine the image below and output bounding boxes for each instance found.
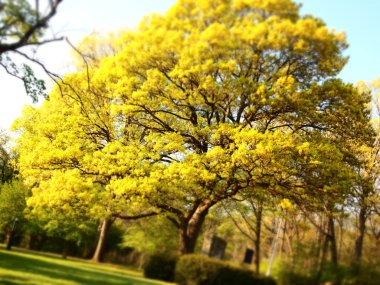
[14,0,372,253]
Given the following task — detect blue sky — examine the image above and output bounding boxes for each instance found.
[300,0,380,83]
[1,0,379,130]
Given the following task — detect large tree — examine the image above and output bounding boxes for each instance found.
[98,0,370,254]
[15,0,372,256]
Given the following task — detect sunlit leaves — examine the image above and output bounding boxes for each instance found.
[13,0,373,250]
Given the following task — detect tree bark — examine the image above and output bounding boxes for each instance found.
[254,204,262,274]
[354,207,366,265]
[179,227,197,254]
[91,218,111,263]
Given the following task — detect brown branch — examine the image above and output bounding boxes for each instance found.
[166,215,180,228]
[113,212,158,220]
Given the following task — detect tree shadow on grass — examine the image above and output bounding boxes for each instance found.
[0,275,27,285]
[0,251,157,285]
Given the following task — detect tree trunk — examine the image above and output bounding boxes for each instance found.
[179,227,197,254]
[178,203,211,254]
[328,216,342,285]
[254,204,262,274]
[317,216,339,284]
[317,219,329,280]
[328,216,338,266]
[280,220,287,254]
[354,207,366,265]
[91,218,111,263]
[62,239,69,259]
[314,215,324,268]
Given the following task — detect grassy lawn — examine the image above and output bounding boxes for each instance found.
[0,249,173,285]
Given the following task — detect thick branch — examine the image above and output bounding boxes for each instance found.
[113,212,158,220]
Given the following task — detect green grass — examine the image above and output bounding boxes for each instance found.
[0,249,173,285]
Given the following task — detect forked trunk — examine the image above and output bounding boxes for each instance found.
[178,203,212,254]
[179,227,198,254]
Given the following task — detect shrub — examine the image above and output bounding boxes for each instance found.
[143,252,178,282]
[340,263,380,285]
[175,254,277,285]
[215,266,277,285]
[175,254,222,285]
[278,270,319,285]
[277,262,380,285]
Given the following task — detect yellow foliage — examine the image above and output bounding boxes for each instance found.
[13,0,372,236]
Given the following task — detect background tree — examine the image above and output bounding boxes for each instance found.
[0,180,29,241]
[13,79,156,262]
[0,130,14,183]
[347,80,380,266]
[223,193,271,274]
[121,216,178,266]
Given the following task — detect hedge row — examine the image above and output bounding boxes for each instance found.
[143,253,178,282]
[175,254,276,285]
[144,253,277,285]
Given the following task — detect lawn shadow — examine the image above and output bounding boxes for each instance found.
[0,274,27,285]
[0,251,157,285]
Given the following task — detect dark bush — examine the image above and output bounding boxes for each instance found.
[175,254,277,285]
[143,252,178,282]
[175,254,222,285]
[215,266,277,285]
[277,262,380,285]
[278,270,319,285]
